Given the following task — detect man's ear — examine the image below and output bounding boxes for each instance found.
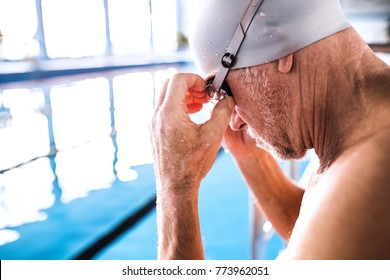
[277,54,294,74]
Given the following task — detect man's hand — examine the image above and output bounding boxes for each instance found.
[150,73,234,191]
[149,72,234,259]
[222,125,259,159]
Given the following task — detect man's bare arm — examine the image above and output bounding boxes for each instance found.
[157,187,204,259]
[150,73,234,259]
[233,148,304,240]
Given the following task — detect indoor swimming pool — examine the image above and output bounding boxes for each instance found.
[2,48,389,259]
[0,63,292,260]
[0,0,389,269]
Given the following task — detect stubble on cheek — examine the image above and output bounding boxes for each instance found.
[236,67,305,160]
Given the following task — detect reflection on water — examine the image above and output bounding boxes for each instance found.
[0,229,20,246]
[114,72,154,171]
[50,78,112,150]
[55,137,116,204]
[0,88,50,171]
[0,66,182,246]
[0,158,55,245]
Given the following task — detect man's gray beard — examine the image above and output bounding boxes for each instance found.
[246,126,305,161]
[246,127,279,158]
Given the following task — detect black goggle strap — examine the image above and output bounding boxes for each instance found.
[208,0,264,97]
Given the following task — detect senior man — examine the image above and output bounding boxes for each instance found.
[149,0,390,259]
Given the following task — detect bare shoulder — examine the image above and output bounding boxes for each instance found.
[280,129,390,259]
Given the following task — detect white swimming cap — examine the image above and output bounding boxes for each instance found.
[190,0,351,75]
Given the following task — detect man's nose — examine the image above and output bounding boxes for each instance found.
[230,108,247,131]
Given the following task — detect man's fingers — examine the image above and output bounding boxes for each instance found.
[188,89,208,98]
[202,97,235,141]
[185,94,208,106]
[163,73,206,112]
[155,79,170,110]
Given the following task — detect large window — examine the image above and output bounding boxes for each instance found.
[0,0,181,61]
[108,0,152,55]
[108,0,178,56]
[42,0,107,58]
[150,0,178,53]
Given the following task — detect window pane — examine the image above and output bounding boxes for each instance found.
[42,0,106,58]
[151,0,177,53]
[342,0,390,45]
[0,0,39,60]
[108,0,152,55]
